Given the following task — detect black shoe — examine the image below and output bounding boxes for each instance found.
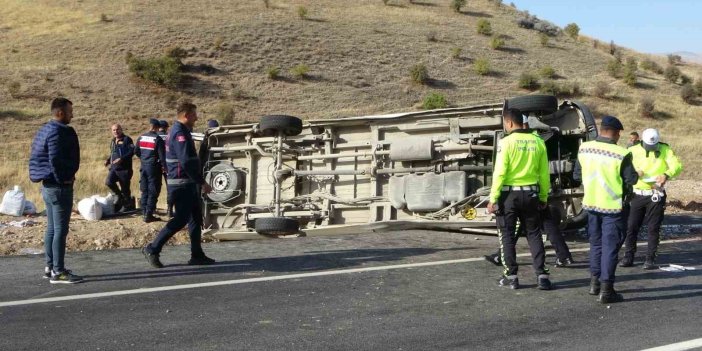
[554,257,573,267]
[43,266,52,279]
[142,245,164,268]
[619,254,634,267]
[588,276,601,295]
[598,282,624,304]
[537,275,552,290]
[643,258,656,270]
[484,253,502,267]
[188,255,216,266]
[144,214,162,223]
[498,276,519,289]
[50,270,83,284]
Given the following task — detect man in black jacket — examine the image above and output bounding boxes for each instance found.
[105,123,136,211]
[135,118,167,222]
[29,98,83,284]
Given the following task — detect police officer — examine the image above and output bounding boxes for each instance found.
[135,118,167,223]
[142,102,215,267]
[105,123,136,212]
[620,128,682,269]
[158,120,174,217]
[573,116,638,303]
[487,108,551,290]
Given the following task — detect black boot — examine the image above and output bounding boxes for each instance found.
[619,253,634,267]
[144,213,161,223]
[124,196,136,211]
[598,282,624,304]
[643,255,656,270]
[589,276,601,295]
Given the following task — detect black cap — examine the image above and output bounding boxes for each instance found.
[149,118,160,126]
[159,120,169,128]
[601,116,624,131]
[207,119,220,128]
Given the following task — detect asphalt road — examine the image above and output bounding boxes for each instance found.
[1,225,701,351]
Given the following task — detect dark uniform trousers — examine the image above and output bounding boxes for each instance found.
[587,210,626,283]
[623,194,665,258]
[139,164,163,215]
[148,184,204,257]
[497,189,548,276]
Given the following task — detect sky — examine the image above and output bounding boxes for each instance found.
[509,0,702,54]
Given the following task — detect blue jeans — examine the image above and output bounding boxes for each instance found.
[42,185,74,272]
[587,211,625,283]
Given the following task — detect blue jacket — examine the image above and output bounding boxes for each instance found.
[29,120,80,184]
[166,121,204,186]
[106,135,135,171]
[135,131,166,170]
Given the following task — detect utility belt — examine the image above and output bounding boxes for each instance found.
[502,185,539,192]
[633,188,665,203]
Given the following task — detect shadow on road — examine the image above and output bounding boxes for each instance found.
[83,247,472,282]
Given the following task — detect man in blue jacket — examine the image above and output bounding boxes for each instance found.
[142,102,215,267]
[135,118,167,223]
[105,123,136,212]
[29,98,83,284]
[158,120,174,217]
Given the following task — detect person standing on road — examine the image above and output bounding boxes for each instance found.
[573,116,638,304]
[620,128,682,269]
[142,102,215,268]
[487,108,552,290]
[105,123,136,212]
[626,131,640,148]
[158,120,175,217]
[29,98,83,284]
[135,118,167,223]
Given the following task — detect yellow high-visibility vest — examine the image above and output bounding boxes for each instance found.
[578,140,629,213]
[628,143,682,190]
[489,130,550,203]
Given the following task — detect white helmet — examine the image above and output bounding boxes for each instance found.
[642,128,659,146]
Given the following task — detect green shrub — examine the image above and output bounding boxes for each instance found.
[422,93,448,109]
[476,19,492,36]
[410,63,429,84]
[127,55,183,88]
[473,58,490,75]
[266,66,281,80]
[517,72,539,90]
[593,81,611,99]
[214,103,236,125]
[7,81,21,98]
[426,31,437,42]
[623,67,637,87]
[681,84,696,104]
[297,6,308,19]
[559,81,582,97]
[290,64,310,79]
[606,59,622,78]
[609,40,616,55]
[667,54,682,65]
[450,47,462,60]
[539,66,556,79]
[539,33,549,47]
[564,23,579,39]
[100,14,110,22]
[451,0,466,13]
[263,0,270,8]
[490,36,505,50]
[539,80,558,95]
[639,96,655,118]
[164,46,188,59]
[640,59,663,74]
[694,78,702,96]
[213,36,225,50]
[664,65,681,83]
[625,57,638,72]
[680,74,692,85]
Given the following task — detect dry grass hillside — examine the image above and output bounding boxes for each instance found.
[2,0,702,209]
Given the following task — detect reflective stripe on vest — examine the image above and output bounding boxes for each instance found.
[578,141,629,213]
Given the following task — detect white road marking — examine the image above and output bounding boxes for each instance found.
[640,338,702,351]
[0,237,699,308]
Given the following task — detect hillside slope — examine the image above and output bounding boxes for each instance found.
[1,0,701,206]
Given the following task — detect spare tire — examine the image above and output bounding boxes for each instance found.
[259,115,303,136]
[255,217,300,236]
[506,95,558,116]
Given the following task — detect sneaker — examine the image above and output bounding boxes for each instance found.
[537,275,552,290]
[498,276,519,289]
[554,257,573,268]
[188,255,216,266]
[484,253,502,267]
[43,266,52,279]
[142,246,164,268]
[50,270,83,284]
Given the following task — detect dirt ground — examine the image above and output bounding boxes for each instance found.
[1,180,699,256]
